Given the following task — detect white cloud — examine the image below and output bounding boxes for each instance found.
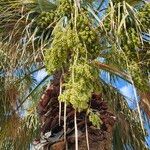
[36,69,48,82]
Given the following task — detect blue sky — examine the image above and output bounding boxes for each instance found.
[101,71,138,109]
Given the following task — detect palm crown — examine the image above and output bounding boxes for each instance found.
[0,0,149,149]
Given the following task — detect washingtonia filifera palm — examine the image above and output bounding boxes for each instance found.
[0,0,149,150]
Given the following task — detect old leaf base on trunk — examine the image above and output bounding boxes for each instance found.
[35,75,116,150]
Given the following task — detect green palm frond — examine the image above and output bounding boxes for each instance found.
[99,79,147,149]
[0,70,49,149]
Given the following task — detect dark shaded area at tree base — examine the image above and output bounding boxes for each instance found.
[37,73,116,150]
[50,135,113,150]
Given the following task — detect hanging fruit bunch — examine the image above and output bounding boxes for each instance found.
[36,0,116,149]
[44,3,102,117]
[103,1,149,91]
[36,11,55,29]
[56,0,73,18]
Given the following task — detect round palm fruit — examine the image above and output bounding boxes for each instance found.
[56,0,72,18]
[36,11,55,29]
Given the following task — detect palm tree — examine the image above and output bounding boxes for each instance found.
[0,0,149,149]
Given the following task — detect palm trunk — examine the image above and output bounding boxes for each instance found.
[36,72,116,150]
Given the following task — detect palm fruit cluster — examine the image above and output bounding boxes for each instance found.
[121,28,140,56]
[44,24,101,122]
[138,3,150,30]
[35,77,116,150]
[36,11,55,29]
[44,26,84,74]
[35,0,72,29]
[59,61,100,111]
[77,12,100,59]
[44,21,100,74]
[56,0,72,18]
[44,27,70,74]
[44,2,102,130]
[118,28,146,90]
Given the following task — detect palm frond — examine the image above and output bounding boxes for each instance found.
[99,79,147,149]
